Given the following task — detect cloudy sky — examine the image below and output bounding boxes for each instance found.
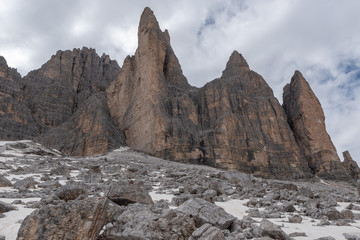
[1,0,360,164]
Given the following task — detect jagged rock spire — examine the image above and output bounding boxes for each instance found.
[283,70,349,180]
[221,51,250,78]
[342,151,360,180]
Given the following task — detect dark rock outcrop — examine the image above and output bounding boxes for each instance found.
[35,92,125,156]
[23,47,120,133]
[0,56,39,139]
[107,7,311,179]
[283,71,349,180]
[342,151,360,180]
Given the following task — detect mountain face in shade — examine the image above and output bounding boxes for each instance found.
[0,56,39,139]
[0,7,352,180]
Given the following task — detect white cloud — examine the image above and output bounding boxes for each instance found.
[1,0,360,164]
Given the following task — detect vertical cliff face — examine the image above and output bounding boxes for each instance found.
[342,151,360,180]
[195,52,310,178]
[107,7,192,154]
[107,8,311,179]
[0,56,39,139]
[22,48,124,155]
[283,71,349,180]
[23,47,120,133]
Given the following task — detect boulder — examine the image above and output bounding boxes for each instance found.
[99,203,195,239]
[190,223,225,240]
[260,219,290,240]
[106,182,153,206]
[13,177,37,190]
[56,183,88,201]
[0,175,12,187]
[83,165,102,183]
[17,198,111,240]
[177,198,235,229]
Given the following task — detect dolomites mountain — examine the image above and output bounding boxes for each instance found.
[283,71,349,180]
[0,7,354,180]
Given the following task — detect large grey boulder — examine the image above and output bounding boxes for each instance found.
[100,203,195,239]
[17,198,111,240]
[260,219,290,240]
[106,182,153,206]
[177,198,235,229]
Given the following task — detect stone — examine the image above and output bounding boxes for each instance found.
[283,70,350,180]
[260,219,290,240]
[283,204,296,212]
[100,203,196,239]
[288,215,302,223]
[343,233,360,240]
[17,198,111,240]
[83,165,102,183]
[315,237,336,240]
[341,209,355,219]
[176,198,235,229]
[0,175,12,187]
[106,181,153,206]
[289,232,307,237]
[322,209,341,220]
[56,183,88,201]
[190,223,225,240]
[37,180,61,189]
[0,201,17,213]
[106,7,311,179]
[13,177,37,190]
[342,151,360,180]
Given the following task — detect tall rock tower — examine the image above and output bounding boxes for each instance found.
[283,71,349,180]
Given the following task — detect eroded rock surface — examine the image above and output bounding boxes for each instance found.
[17,198,111,240]
[107,7,311,179]
[0,56,39,139]
[342,151,360,180]
[283,71,349,180]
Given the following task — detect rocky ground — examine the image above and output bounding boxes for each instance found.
[0,140,360,240]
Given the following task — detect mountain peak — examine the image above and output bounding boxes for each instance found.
[0,56,7,66]
[221,51,250,78]
[139,7,160,33]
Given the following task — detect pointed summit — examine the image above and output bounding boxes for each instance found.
[221,51,250,78]
[283,71,349,180]
[139,7,161,34]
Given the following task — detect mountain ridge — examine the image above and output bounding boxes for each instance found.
[0,7,356,180]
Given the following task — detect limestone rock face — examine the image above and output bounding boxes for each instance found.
[0,56,39,139]
[23,47,120,133]
[283,71,349,180]
[107,7,310,179]
[35,92,125,156]
[342,151,360,180]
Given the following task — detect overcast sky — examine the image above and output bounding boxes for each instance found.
[1,0,360,164]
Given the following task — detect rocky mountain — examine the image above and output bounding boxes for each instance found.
[283,71,350,180]
[0,7,355,180]
[0,56,39,139]
[342,151,360,180]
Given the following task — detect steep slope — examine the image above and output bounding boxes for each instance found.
[0,56,39,139]
[107,7,311,179]
[283,71,349,180]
